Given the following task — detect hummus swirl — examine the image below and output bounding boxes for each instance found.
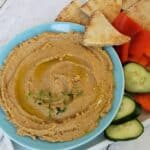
[0,33,114,142]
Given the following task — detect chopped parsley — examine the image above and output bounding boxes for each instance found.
[48,104,51,120]
[26,86,83,119]
[56,107,67,115]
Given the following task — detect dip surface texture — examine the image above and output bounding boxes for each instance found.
[0,32,114,142]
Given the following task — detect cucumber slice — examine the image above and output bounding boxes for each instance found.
[104,119,144,141]
[124,63,150,93]
[112,96,141,124]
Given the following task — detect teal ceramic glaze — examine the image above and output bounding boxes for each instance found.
[0,22,124,150]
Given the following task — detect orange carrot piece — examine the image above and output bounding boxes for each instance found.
[135,94,150,112]
[138,55,150,67]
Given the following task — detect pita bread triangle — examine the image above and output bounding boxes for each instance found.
[81,0,122,22]
[83,11,130,47]
[55,0,89,25]
[125,0,150,30]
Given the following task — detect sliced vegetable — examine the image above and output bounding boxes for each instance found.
[129,30,150,59]
[124,63,150,93]
[134,103,143,117]
[138,55,150,67]
[128,55,139,64]
[145,49,150,58]
[116,43,129,63]
[113,13,150,66]
[104,119,144,141]
[113,12,143,37]
[134,94,150,112]
[113,96,141,124]
[147,64,150,70]
[128,55,150,68]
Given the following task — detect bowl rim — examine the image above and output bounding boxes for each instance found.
[0,22,124,150]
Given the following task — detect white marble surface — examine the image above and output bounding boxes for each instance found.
[0,129,14,150]
[0,0,150,150]
[0,0,70,46]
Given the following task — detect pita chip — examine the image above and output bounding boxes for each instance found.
[122,0,139,10]
[81,0,122,22]
[83,11,130,47]
[125,0,150,30]
[55,0,89,25]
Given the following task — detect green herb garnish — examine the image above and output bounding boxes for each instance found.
[56,107,67,115]
[48,104,51,120]
[37,102,42,105]
[27,86,83,115]
[67,92,74,98]
[33,90,53,103]
[38,90,46,99]
[75,90,83,97]
[27,91,33,99]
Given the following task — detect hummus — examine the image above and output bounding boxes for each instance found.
[0,32,114,142]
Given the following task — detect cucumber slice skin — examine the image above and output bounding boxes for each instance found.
[112,103,141,124]
[124,92,135,98]
[124,63,150,93]
[112,96,141,124]
[104,119,144,141]
[134,103,142,117]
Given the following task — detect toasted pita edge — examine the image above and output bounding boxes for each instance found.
[56,0,79,20]
[55,0,89,25]
[82,11,130,47]
[81,0,122,22]
[122,0,139,10]
[125,0,150,30]
[117,0,123,6]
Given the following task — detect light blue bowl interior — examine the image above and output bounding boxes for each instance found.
[0,22,124,150]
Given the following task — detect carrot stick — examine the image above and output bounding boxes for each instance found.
[135,94,150,112]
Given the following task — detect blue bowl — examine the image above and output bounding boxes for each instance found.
[0,22,124,150]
